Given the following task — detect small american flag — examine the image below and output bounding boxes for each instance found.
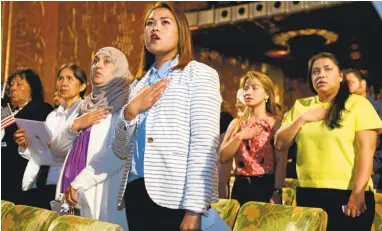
[1,104,15,129]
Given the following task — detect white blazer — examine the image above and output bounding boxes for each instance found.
[112,60,222,215]
[51,109,128,231]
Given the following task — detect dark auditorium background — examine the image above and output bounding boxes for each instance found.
[2,1,382,116]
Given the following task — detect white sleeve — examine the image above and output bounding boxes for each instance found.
[18,147,32,160]
[71,111,126,191]
[50,120,81,163]
[183,63,222,214]
[111,82,138,160]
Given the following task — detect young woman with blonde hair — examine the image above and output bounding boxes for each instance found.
[220,71,287,206]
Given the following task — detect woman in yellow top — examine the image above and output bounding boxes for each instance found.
[275,52,382,231]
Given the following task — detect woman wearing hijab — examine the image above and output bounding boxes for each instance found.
[50,47,131,230]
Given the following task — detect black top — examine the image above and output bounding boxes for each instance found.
[1,101,53,203]
[220,111,234,135]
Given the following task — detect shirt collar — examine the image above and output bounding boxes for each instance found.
[57,99,82,116]
[315,95,331,108]
[150,54,179,78]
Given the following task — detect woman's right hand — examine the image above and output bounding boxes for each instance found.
[72,108,110,132]
[124,78,170,120]
[238,125,264,141]
[64,185,78,207]
[14,128,27,148]
[301,107,328,123]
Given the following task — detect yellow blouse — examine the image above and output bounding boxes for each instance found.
[283,94,382,190]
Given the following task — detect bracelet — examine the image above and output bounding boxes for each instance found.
[273,188,282,195]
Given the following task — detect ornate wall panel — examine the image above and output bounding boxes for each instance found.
[2,1,150,102]
[56,1,149,95]
[194,48,287,116]
[174,2,209,11]
[2,1,60,102]
[1,1,11,83]
[2,1,311,111]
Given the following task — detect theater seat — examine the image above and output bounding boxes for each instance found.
[47,215,123,231]
[372,193,382,231]
[282,188,296,206]
[1,205,58,231]
[1,201,15,219]
[233,201,328,231]
[211,199,240,229]
[284,178,299,189]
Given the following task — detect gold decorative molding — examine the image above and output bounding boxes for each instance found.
[13,2,46,74]
[4,1,13,81]
[57,5,81,66]
[273,28,339,47]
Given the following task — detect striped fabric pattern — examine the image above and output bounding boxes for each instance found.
[1,104,15,129]
[112,60,222,215]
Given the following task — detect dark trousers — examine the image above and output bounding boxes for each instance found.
[124,178,185,231]
[296,187,375,231]
[231,174,274,206]
[19,185,57,210]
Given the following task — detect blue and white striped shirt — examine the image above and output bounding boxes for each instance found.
[128,56,178,182]
[112,59,222,215]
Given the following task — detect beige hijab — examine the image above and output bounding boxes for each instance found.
[79,47,131,115]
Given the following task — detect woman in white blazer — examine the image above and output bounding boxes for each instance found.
[112,2,222,231]
[14,63,87,209]
[50,47,131,230]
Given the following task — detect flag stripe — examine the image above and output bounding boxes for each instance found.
[1,104,15,129]
[1,115,15,129]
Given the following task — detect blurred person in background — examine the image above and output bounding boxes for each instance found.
[377,85,382,101]
[344,68,382,118]
[13,63,87,209]
[1,69,53,204]
[218,111,234,199]
[236,88,245,117]
[343,68,382,193]
[53,90,65,109]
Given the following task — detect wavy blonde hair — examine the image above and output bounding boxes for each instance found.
[236,71,280,129]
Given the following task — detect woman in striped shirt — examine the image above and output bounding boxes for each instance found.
[112,2,222,231]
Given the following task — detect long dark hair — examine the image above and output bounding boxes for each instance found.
[136,2,193,80]
[7,68,45,102]
[57,63,87,98]
[307,52,350,129]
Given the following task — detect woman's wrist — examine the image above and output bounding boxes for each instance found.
[72,119,80,132]
[124,105,138,120]
[351,188,365,195]
[298,114,307,124]
[185,210,201,216]
[235,132,243,141]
